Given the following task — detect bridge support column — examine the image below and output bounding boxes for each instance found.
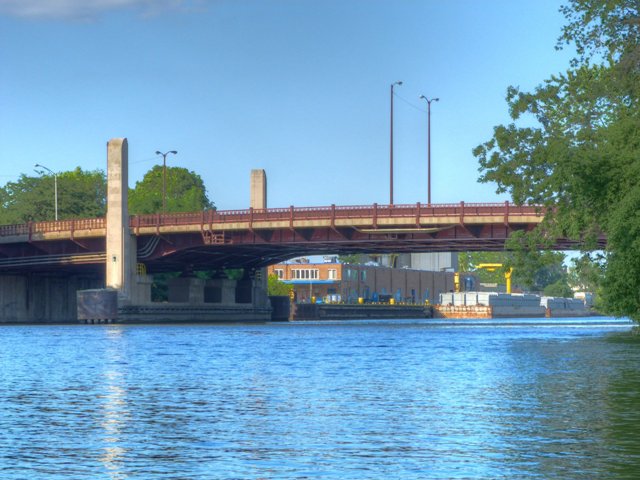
[105,138,137,304]
[205,278,237,304]
[168,277,206,303]
[250,169,267,209]
[252,268,270,309]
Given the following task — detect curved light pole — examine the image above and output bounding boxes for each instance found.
[34,163,58,221]
[419,95,439,205]
[155,150,178,214]
[390,80,402,205]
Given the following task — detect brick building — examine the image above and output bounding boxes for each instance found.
[267,257,463,304]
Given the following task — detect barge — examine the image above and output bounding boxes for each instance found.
[434,292,592,319]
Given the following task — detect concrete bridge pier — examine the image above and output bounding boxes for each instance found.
[104,138,151,305]
[78,138,151,322]
[168,276,206,303]
[79,138,271,323]
[250,268,270,310]
[204,277,238,304]
[248,170,270,311]
[165,270,269,309]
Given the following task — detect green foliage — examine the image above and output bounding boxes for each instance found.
[458,252,510,284]
[268,274,291,296]
[473,0,640,319]
[504,232,568,291]
[224,268,245,281]
[150,272,180,302]
[129,165,214,214]
[0,168,106,224]
[338,254,367,265]
[458,248,567,292]
[567,253,605,292]
[558,0,640,68]
[543,280,574,298]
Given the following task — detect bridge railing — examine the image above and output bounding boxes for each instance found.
[131,202,543,227]
[0,218,105,237]
[0,202,545,237]
[0,224,30,236]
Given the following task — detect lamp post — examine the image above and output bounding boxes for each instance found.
[155,150,178,214]
[419,95,439,205]
[390,80,402,205]
[34,163,58,221]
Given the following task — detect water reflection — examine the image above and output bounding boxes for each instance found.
[1,320,639,479]
[98,327,129,480]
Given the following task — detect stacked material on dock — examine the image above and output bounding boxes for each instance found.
[436,292,546,318]
[541,297,588,317]
[488,293,546,317]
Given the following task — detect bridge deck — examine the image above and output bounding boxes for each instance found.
[0,202,542,242]
[0,202,596,273]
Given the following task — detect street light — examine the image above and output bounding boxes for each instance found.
[390,80,402,205]
[419,95,439,205]
[155,150,178,214]
[34,163,58,221]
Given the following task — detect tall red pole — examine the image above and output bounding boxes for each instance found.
[155,150,178,214]
[428,100,432,206]
[390,83,394,206]
[390,81,402,205]
[419,95,438,205]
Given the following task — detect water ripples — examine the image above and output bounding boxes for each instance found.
[1,320,639,479]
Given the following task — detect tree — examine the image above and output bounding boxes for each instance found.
[0,168,106,224]
[458,249,567,292]
[458,252,510,284]
[129,165,214,214]
[567,253,605,292]
[543,280,574,298]
[268,274,292,296]
[473,1,640,319]
[338,254,367,265]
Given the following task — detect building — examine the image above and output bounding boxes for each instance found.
[267,256,463,304]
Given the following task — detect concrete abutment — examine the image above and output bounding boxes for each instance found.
[1,274,102,323]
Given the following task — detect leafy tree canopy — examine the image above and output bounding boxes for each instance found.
[473,0,640,319]
[129,165,214,214]
[458,252,510,284]
[458,249,568,292]
[0,168,106,224]
[268,274,292,296]
[543,280,574,298]
[567,252,605,293]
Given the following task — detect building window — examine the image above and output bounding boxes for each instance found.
[328,269,337,280]
[361,271,367,281]
[274,269,284,279]
[290,269,319,280]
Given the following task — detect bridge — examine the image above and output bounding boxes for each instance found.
[0,137,605,324]
[0,201,592,274]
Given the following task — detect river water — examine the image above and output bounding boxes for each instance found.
[1,317,639,479]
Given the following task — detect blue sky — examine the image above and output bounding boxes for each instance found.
[0,0,573,210]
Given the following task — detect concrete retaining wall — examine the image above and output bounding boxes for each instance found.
[0,274,102,323]
[291,303,431,320]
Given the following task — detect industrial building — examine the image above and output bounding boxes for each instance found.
[267,254,470,304]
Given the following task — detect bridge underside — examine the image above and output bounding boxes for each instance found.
[0,223,602,275]
[137,224,599,272]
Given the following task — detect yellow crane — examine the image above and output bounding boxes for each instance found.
[476,263,514,294]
